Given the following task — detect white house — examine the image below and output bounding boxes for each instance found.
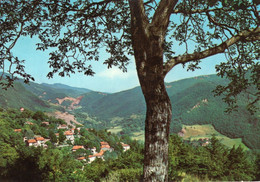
[64,131,74,142]
[35,137,45,146]
[121,143,130,152]
[27,139,37,147]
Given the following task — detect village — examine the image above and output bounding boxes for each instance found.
[14,120,130,164]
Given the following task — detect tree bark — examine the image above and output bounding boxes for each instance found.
[133,35,172,182]
[128,1,176,181]
[139,67,172,182]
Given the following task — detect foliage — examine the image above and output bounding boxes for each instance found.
[168,134,257,181]
[73,75,259,149]
[0,1,259,180]
[0,82,49,110]
[58,130,66,143]
[0,108,259,181]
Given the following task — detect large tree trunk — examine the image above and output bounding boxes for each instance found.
[128,1,174,180]
[141,73,172,181]
[136,55,172,181]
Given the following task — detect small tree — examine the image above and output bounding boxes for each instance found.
[58,130,66,144]
[1,0,259,181]
[32,111,46,121]
[49,130,57,144]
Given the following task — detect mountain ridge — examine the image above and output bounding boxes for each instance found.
[0,74,259,149]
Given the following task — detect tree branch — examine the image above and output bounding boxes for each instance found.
[206,11,239,35]
[163,27,260,75]
[151,0,178,34]
[172,8,224,14]
[128,0,149,32]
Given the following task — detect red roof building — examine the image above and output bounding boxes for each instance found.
[28,139,37,143]
[58,124,68,129]
[35,137,45,141]
[27,139,37,146]
[25,121,34,125]
[41,122,49,126]
[100,141,108,145]
[72,145,84,151]
[121,142,130,152]
[77,156,86,161]
[20,107,24,112]
[64,131,73,136]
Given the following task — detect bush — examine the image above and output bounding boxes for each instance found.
[118,168,142,182]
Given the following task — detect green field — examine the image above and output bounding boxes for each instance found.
[108,126,123,134]
[132,131,145,142]
[108,124,248,150]
[182,124,249,150]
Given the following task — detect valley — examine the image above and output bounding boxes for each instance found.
[0,74,259,181]
[0,74,259,150]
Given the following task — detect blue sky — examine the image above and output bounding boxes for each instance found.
[12,36,224,93]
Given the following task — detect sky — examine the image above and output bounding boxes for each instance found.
[12,36,224,93]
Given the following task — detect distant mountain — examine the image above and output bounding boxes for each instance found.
[0,82,50,111]
[0,74,258,149]
[72,74,259,149]
[41,83,92,93]
[76,74,226,119]
[22,82,92,103]
[78,87,145,119]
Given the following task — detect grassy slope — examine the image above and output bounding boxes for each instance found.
[182,124,249,150]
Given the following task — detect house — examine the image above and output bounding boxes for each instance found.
[41,122,49,126]
[201,138,210,146]
[35,137,45,146]
[23,137,28,142]
[100,141,113,152]
[178,132,184,137]
[25,121,34,125]
[27,139,37,147]
[90,147,97,154]
[14,129,22,132]
[58,124,68,130]
[77,156,86,161]
[72,145,84,152]
[101,145,110,151]
[88,150,105,163]
[64,131,74,142]
[121,143,130,152]
[70,128,80,134]
[95,150,105,159]
[101,145,112,151]
[100,141,108,145]
[88,155,96,163]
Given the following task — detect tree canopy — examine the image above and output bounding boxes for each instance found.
[1,1,259,109]
[1,0,259,181]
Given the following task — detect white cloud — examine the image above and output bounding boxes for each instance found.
[98,67,137,79]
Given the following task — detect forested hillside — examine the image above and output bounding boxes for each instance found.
[22,82,92,103]
[0,82,49,111]
[0,108,259,181]
[0,74,258,149]
[72,75,259,149]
